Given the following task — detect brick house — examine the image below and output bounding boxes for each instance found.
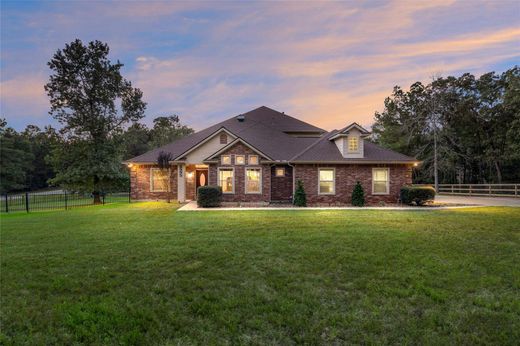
[125,106,418,205]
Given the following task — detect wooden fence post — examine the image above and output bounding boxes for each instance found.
[25,192,29,213]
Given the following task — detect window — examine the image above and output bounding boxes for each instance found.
[348,136,359,152]
[319,168,335,194]
[248,155,259,165]
[372,168,389,194]
[246,168,262,194]
[235,155,245,165]
[219,133,227,144]
[218,168,234,193]
[275,167,285,177]
[221,155,231,165]
[150,168,169,192]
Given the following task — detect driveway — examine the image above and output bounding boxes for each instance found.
[436,195,520,207]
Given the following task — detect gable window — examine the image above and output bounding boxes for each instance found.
[235,155,245,165]
[348,136,359,152]
[221,155,231,165]
[275,167,285,177]
[219,133,227,144]
[372,168,389,194]
[248,155,259,165]
[245,168,262,194]
[218,168,234,193]
[319,168,335,194]
[150,168,170,192]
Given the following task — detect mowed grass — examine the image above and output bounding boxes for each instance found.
[1,203,519,345]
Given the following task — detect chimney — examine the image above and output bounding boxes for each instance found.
[237,114,245,122]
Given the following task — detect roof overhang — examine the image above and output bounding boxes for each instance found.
[174,127,237,160]
[290,160,420,165]
[329,122,370,141]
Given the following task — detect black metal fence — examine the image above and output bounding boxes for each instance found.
[1,190,130,213]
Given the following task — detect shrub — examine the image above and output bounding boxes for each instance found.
[197,186,222,208]
[351,181,365,207]
[293,180,307,207]
[400,185,436,205]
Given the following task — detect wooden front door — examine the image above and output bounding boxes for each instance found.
[195,169,208,195]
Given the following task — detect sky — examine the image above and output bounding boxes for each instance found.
[1,0,519,132]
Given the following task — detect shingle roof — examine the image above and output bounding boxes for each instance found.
[127,106,417,164]
[291,130,417,162]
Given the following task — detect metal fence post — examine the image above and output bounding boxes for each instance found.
[5,194,8,213]
[25,192,29,213]
[64,191,68,210]
[102,194,105,205]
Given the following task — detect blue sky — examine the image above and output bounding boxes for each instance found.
[1,0,519,131]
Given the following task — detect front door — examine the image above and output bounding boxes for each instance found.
[195,169,208,195]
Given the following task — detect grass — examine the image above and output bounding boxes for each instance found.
[1,203,519,345]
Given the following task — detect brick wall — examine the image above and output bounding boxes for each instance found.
[271,165,293,201]
[130,164,178,201]
[294,164,412,205]
[208,142,270,203]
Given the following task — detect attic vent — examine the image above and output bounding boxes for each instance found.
[237,114,245,122]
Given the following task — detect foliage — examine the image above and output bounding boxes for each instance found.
[197,185,222,207]
[149,115,194,148]
[400,185,436,205]
[45,39,146,201]
[351,181,365,206]
[372,66,520,184]
[293,179,307,207]
[2,203,520,344]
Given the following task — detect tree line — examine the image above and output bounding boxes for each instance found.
[372,67,520,185]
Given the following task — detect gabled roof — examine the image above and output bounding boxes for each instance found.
[204,137,273,161]
[328,122,370,141]
[126,106,417,164]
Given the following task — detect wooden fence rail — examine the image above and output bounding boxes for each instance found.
[417,184,519,197]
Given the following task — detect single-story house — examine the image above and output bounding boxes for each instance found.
[125,106,418,205]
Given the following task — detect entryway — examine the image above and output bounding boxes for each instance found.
[195,169,208,196]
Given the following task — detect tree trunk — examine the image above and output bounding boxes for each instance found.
[93,191,102,204]
[494,161,502,184]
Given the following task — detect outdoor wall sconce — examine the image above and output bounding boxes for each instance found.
[127,163,133,168]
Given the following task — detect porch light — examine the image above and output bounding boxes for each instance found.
[413,162,419,167]
[187,171,194,179]
[127,163,133,168]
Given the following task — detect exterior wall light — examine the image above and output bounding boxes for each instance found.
[127,163,134,168]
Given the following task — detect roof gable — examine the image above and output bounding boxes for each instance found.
[204,137,273,161]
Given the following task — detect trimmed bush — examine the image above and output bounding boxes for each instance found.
[400,185,436,205]
[293,180,307,207]
[197,186,222,208]
[351,181,365,207]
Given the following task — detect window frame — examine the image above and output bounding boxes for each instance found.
[218,167,235,194]
[348,136,359,153]
[372,167,390,195]
[221,155,231,165]
[318,167,335,195]
[150,167,170,192]
[275,167,285,177]
[235,155,245,165]
[248,155,259,165]
[219,132,228,144]
[245,167,262,194]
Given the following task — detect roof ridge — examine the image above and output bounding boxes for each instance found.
[289,130,338,161]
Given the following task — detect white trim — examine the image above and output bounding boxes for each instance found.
[235,154,245,165]
[245,167,262,194]
[318,167,335,195]
[175,127,237,160]
[248,155,259,165]
[218,167,235,194]
[205,137,273,161]
[150,167,170,192]
[221,155,231,165]
[372,167,390,195]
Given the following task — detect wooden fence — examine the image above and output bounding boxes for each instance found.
[435,184,519,197]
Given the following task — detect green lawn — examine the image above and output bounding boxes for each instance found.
[1,203,519,345]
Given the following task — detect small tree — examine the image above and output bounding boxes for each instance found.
[351,181,365,207]
[157,151,173,202]
[293,180,307,207]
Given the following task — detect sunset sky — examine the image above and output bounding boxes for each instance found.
[1,0,519,131]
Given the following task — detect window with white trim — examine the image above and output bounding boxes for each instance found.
[248,155,259,165]
[218,168,234,193]
[245,168,261,194]
[372,168,389,194]
[150,168,170,192]
[319,168,335,194]
[275,167,285,177]
[235,155,245,165]
[348,136,359,152]
[221,155,231,165]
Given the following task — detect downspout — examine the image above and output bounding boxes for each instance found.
[288,162,295,204]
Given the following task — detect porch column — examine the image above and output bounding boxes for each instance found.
[177,163,186,202]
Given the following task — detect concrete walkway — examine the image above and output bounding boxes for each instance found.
[436,195,520,207]
[177,200,490,212]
